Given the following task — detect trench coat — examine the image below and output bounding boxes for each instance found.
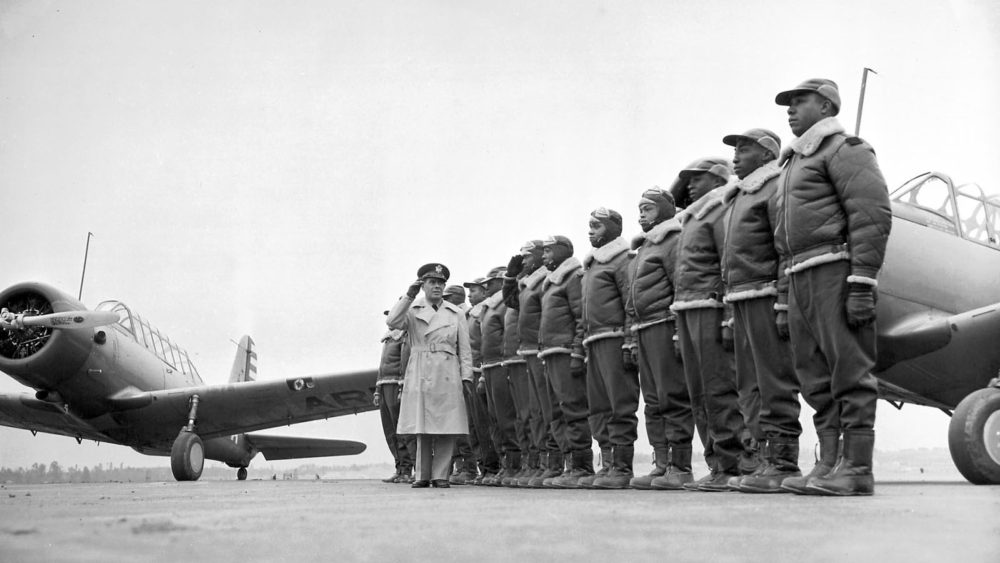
[386,295,473,435]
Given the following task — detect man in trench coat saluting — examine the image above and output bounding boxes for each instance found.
[387,263,475,488]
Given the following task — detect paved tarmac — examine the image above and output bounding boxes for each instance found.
[1,479,998,563]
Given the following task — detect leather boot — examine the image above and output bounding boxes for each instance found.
[396,466,414,484]
[730,437,763,489]
[383,467,401,483]
[578,447,611,489]
[806,429,875,496]
[517,450,542,487]
[630,446,668,490]
[739,437,801,493]
[552,449,594,489]
[450,459,477,485]
[501,451,523,487]
[540,451,567,489]
[781,430,840,494]
[593,445,634,489]
[651,445,694,490]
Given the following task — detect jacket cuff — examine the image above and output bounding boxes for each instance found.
[773,303,789,312]
[847,274,878,287]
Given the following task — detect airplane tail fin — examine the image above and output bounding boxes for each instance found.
[229,335,257,384]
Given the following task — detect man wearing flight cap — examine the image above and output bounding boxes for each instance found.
[478,265,522,486]
[670,157,750,492]
[579,207,640,489]
[719,128,803,493]
[538,235,594,488]
[387,263,473,488]
[625,187,696,490]
[462,276,499,484]
[773,78,891,496]
[498,262,535,487]
[504,240,567,487]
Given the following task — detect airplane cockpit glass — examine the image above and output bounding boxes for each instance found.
[94,300,200,378]
[892,174,958,234]
[955,184,992,245]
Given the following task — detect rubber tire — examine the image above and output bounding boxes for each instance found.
[170,432,205,481]
[237,467,248,481]
[948,387,1000,485]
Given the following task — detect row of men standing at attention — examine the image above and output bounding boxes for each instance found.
[377,77,892,496]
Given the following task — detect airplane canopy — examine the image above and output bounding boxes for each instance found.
[95,300,202,381]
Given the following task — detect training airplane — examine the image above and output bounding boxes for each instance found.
[0,286,377,481]
[876,171,1000,485]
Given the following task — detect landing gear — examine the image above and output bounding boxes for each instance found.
[948,385,1000,484]
[237,467,248,481]
[171,431,205,481]
[171,394,204,481]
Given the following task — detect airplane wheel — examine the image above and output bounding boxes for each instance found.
[171,432,205,481]
[237,467,248,481]
[948,387,1000,485]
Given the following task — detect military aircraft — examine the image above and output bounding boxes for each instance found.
[0,283,377,481]
[876,171,1000,484]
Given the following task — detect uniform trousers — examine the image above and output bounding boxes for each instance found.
[505,361,535,458]
[677,307,744,473]
[585,336,640,447]
[526,354,564,454]
[415,434,457,481]
[469,371,500,473]
[378,382,415,470]
[483,364,521,457]
[636,320,694,449]
[542,352,592,453]
[788,261,878,432]
[732,296,801,438]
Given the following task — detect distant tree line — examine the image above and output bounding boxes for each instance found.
[0,461,394,484]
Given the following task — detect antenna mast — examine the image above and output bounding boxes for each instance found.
[78,232,94,301]
[854,67,878,136]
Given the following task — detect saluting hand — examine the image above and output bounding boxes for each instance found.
[406,279,423,299]
[506,254,524,278]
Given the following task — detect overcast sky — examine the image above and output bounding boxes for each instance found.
[1,0,997,472]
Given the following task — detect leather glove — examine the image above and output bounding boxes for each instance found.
[463,379,474,400]
[570,357,586,378]
[372,390,381,407]
[622,348,638,372]
[672,331,683,363]
[775,311,789,341]
[506,254,524,278]
[396,385,403,401]
[476,376,486,395]
[405,279,423,299]
[846,283,877,328]
[721,324,734,352]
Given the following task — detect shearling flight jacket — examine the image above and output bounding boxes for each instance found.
[538,257,585,359]
[627,216,682,331]
[775,117,892,295]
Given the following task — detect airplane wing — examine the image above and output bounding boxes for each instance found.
[0,393,119,444]
[109,368,379,445]
[244,433,367,460]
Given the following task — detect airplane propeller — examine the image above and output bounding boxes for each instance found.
[0,308,119,331]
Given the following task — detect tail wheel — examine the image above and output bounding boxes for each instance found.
[171,431,205,481]
[237,467,248,481]
[948,387,1000,485]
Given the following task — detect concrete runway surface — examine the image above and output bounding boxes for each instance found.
[1,479,998,563]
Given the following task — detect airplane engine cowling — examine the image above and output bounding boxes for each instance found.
[0,282,93,390]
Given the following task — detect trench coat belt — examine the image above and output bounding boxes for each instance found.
[410,343,456,355]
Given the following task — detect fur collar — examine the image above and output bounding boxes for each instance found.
[483,290,504,310]
[782,117,845,161]
[734,160,781,194]
[583,236,629,267]
[545,256,582,286]
[631,216,682,249]
[685,181,735,221]
[520,266,548,291]
[469,301,486,319]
